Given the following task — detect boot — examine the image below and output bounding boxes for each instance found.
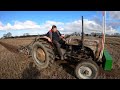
[60,56,64,61]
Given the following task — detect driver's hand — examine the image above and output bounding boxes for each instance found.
[48,38,52,42]
[61,34,65,38]
[60,34,65,38]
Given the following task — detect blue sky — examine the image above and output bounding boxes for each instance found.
[0,11,120,38]
[0,11,97,24]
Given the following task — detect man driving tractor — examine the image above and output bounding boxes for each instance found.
[25,16,112,79]
[46,25,65,60]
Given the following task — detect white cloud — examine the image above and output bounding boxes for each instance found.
[0,20,41,30]
[62,19,102,34]
[109,11,120,19]
[0,21,3,29]
[40,21,64,31]
[0,21,3,26]
[0,19,118,35]
[106,26,118,34]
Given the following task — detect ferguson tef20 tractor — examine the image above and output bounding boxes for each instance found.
[19,15,113,79]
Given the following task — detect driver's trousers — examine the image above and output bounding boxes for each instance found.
[52,40,65,57]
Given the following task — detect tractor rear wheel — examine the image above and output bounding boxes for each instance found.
[75,59,99,79]
[32,40,54,69]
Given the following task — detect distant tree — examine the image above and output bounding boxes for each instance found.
[23,33,29,36]
[6,32,12,37]
[72,32,80,36]
[93,33,97,37]
[3,34,7,38]
[85,34,89,36]
[3,32,12,38]
[74,32,77,35]
[114,33,120,37]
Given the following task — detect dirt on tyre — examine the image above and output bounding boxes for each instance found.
[32,40,54,69]
[75,60,99,79]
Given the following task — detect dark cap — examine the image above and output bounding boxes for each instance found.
[52,25,57,29]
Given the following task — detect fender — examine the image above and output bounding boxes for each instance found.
[38,36,52,42]
[36,36,54,46]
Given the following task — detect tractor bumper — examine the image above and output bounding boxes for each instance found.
[102,49,113,71]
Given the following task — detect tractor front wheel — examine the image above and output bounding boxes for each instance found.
[75,60,99,79]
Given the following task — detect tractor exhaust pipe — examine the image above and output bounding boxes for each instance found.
[81,16,84,49]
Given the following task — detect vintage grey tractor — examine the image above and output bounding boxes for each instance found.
[19,16,113,79]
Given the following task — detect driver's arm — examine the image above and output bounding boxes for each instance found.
[46,31,52,42]
[58,31,65,38]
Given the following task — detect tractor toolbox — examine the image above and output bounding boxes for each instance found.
[103,49,113,71]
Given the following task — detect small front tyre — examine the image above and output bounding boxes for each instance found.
[75,60,99,79]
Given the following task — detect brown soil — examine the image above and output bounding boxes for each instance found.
[0,37,120,79]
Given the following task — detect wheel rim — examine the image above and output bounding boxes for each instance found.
[36,47,46,63]
[78,66,93,79]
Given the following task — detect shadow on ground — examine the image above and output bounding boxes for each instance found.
[21,62,40,79]
[59,61,76,78]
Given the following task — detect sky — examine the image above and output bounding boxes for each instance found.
[0,11,120,38]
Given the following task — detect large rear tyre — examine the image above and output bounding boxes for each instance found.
[32,40,54,69]
[75,60,99,79]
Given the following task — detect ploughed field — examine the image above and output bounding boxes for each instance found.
[0,36,120,79]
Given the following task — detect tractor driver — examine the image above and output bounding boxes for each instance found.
[46,25,65,60]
